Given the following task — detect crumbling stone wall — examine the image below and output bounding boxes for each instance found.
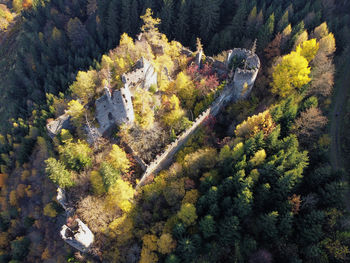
[137,48,260,187]
[138,108,211,186]
[56,188,94,253]
[46,113,72,138]
[95,86,135,135]
[122,57,157,91]
[60,219,94,253]
[94,57,156,136]
[227,48,260,100]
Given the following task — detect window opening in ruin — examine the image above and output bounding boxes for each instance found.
[108,112,113,121]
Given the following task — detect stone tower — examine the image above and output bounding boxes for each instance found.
[95,85,135,136]
[226,48,260,100]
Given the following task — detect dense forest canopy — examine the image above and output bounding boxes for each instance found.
[0,0,349,132]
[0,0,349,262]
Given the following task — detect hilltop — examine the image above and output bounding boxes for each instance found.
[0,2,349,262]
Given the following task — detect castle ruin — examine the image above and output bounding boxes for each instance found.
[95,86,134,136]
[137,48,260,186]
[57,188,94,253]
[226,48,260,99]
[94,57,157,137]
[46,113,72,138]
[47,46,260,253]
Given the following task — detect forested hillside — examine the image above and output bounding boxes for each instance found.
[0,0,349,132]
[0,0,349,262]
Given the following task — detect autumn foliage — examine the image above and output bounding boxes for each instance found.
[235,110,275,139]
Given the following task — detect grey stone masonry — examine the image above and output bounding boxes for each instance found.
[122,57,157,91]
[60,219,94,253]
[95,57,156,136]
[56,188,94,253]
[195,49,203,68]
[46,113,72,138]
[137,48,260,187]
[95,86,135,135]
[227,48,261,100]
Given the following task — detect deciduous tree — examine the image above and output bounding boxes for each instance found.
[271,52,311,97]
[293,107,327,142]
[70,71,97,104]
[108,145,130,173]
[106,179,134,212]
[177,203,197,226]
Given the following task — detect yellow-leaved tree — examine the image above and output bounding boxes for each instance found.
[140,8,161,46]
[293,30,308,49]
[70,70,97,104]
[177,203,198,226]
[319,32,336,56]
[90,171,105,195]
[312,22,329,40]
[162,95,185,129]
[271,51,311,97]
[108,213,134,244]
[296,39,319,62]
[235,110,275,139]
[140,248,158,263]
[157,233,176,254]
[140,234,159,263]
[106,179,134,212]
[175,71,195,109]
[108,145,130,173]
[133,88,155,129]
[118,33,136,59]
[67,100,84,127]
[249,149,267,166]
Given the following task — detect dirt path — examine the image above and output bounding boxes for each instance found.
[330,51,349,171]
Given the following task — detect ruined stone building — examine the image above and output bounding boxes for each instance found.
[46,113,72,138]
[226,48,260,99]
[95,86,134,135]
[94,57,157,136]
[122,57,157,91]
[47,47,260,252]
[57,188,94,253]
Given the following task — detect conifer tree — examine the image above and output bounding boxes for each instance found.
[130,0,139,35]
[160,0,174,38]
[120,0,131,34]
[107,0,121,48]
[174,0,189,44]
[277,10,289,32]
[198,0,220,44]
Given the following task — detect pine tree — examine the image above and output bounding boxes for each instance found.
[120,0,131,34]
[258,13,275,50]
[174,0,189,44]
[277,10,289,32]
[199,0,221,44]
[107,0,121,48]
[130,0,139,35]
[160,0,174,38]
[45,158,74,188]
